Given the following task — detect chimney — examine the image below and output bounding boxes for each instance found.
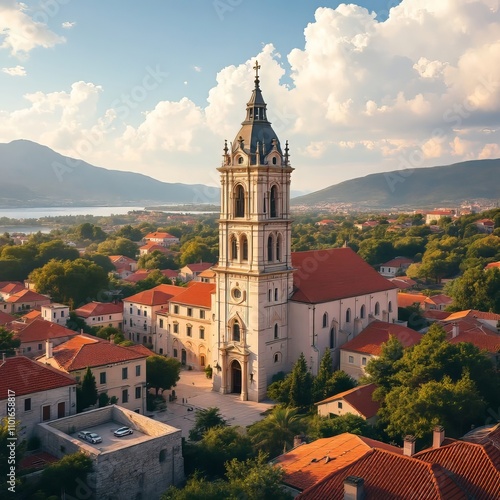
[403,435,416,457]
[293,434,306,448]
[344,476,364,500]
[109,334,115,344]
[45,339,53,359]
[433,425,445,448]
[2,352,5,363]
[452,322,459,338]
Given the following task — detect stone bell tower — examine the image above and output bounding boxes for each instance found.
[212,62,294,401]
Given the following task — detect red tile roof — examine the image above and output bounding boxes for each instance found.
[0,356,75,400]
[6,289,50,303]
[124,284,185,306]
[462,423,500,449]
[74,301,123,318]
[485,261,500,270]
[341,320,422,355]
[382,257,413,267]
[398,292,427,308]
[0,282,25,295]
[415,440,500,499]
[123,269,150,283]
[445,309,500,322]
[139,242,169,252]
[171,282,215,308]
[291,248,397,303]
[425,294,453,306]
[14,319,78,343]
[440,318,500,353]
[388,277,417,290]
[297,448,465,499]
[109,255,137,264]
[45,334,149,371]
[145,232,177,239]
[423,309,450,321]
[182,262,214,273]
[18,451,58,471]
[273,433,401,492]
[20,309,42,322]
[0,310,15,325]
[315,384,379,419]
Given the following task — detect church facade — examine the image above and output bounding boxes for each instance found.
[210,64,398,402]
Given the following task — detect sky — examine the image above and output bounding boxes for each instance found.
[0,0,499,194]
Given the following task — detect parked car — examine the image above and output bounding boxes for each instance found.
[86,432,102,444]
[78,431,91,441]
[114,426,133,437]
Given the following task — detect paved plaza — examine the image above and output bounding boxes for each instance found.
[151,369,274,438]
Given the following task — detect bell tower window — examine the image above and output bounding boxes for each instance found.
[276,234,282,261]
[270,185,278,218]
[272,157,277,165]
[241,235,248,261]
[267,235,274,262]
[235,185,245,217]
[231,236,238,260]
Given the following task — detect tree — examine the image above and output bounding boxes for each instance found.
[179,238,216,266]
[115,224,143,241]
[95,326,124,343]
[183,426,253,478]
[29,258,109,307]
[97,237,138,259]
[84,253,115,273]
[289,353,313,408]
[357,238,394,266]
[39,452,93,498]
[322,371,358,402]
[247,406,304,458]
[77,367,98,412]
[189,407,227,441]
[308,413,377,441]
[0,327,21,356]
[146,355,181,397]
[138,250,177,270]
[312,349,334,402]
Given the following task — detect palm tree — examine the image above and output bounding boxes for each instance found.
[247,406,304,458]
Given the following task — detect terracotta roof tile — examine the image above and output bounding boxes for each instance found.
[445,309,500,322]
[170,282,215,308]
[291,248,397,303]
[0,310,15,325]
[341,320,422,355]
[425,294,453,306]
[297,449,465,499]
[14,319,78,343]
[182,262,214,273]
[273,433,401,492]
[462,423,500,450]
[124,284,185,306]
[315,384,379,419]
[382,257,413,267]
[0,356,75,400]
[45,334,149,371]
[6,289,50,303]
[109,255,137,264]
[145,232,177,239]
[139,242,169,252]
[74,301,123,318]
[485,262,500,270]
[0,282,25,295]
[415,440,500,499]
[424,310,451,321]
[398,292,428,308]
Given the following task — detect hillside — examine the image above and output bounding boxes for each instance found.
[0,140,219,207]
[292,159,500,208]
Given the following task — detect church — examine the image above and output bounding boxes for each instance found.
[209,63,398,402]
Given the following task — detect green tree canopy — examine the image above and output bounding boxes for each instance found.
[189,407,227,441]
[0,327,21,357]
[138,250,177,270]
[146,355,181,397]
[77,367,98,412]
[308,413,378,441]
[97,237,138,259]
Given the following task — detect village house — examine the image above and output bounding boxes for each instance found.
[109,255,138,279]
[339,320,422,380]
[155,282,215,367]
[74,301,124,330]
[475,218,495,233]
[143,231,180,247]
[425,209,455,224]
[123,284,185,345]
[354,220,380,231]
[37,334,151,414]
[0,355,76,439]
[379,256,413,277]
[0,310,15,326]
[41,303,70,325]
[179,262,214,281]
[1,289,51,314]
[315,384,379,424]
[138,242,170,256]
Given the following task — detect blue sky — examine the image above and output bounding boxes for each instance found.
[1,0,499,193]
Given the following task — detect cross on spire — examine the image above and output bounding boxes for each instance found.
[253,60,261,87]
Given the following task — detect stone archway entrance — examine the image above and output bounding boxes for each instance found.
[231,360,242,394]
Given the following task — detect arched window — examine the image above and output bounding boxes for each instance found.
[322,312,328,328]
[375,302,380,316]
[270,185,278,218]
[268,289,272,302]
[267,235,274,262]
[274,288,278,301]
[232,321,240,342]
[241,235,248,261]
[330,327,336,349]
[346,308,351,323]
[274,324,279,339]
[231,235,238,260]
[360,305,366,319]
[238,156,244,164]
[235,185,245,217]
[274,352,282,363]
[276,234,282,261]
[388,301,393,313]
[272,157,277,165]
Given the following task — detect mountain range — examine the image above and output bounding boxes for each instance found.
[1,140,499,210]
[0,140,219,207]
[292,158,500,209]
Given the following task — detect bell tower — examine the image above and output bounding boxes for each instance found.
[212,62,294,401]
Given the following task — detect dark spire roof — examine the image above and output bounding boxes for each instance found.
[231,61,282,164]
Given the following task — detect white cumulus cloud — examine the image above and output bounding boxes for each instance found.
[2,64,25,76]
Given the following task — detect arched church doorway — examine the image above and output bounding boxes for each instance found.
[231,360,242,394]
